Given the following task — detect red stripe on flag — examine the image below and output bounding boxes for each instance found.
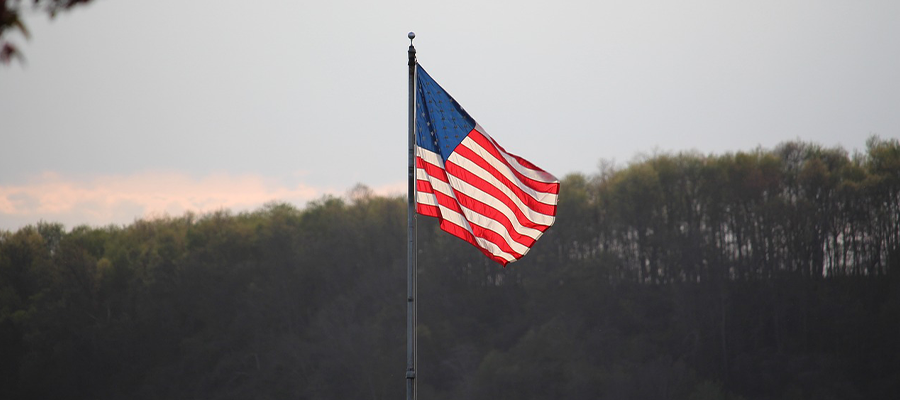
[416,203,439,218]
[445,159,557,221]
[421,177,535,250]
[417,190,518,265]
[449,187,538,248]
[436,218,515,266]
[416,156,449,183]
[485,134,546,174]
[417,168,527,261]
[466,129,560,194]
[416,143,557,265]
[453,135,559,219]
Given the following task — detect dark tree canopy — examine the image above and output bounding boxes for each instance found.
[1,137,898,399]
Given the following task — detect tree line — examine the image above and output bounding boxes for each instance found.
[1,137,898,399]
[558,136,899,282]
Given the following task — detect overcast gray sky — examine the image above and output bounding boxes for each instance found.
[1,0,898,231]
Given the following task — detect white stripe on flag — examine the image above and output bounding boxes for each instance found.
[474,125,559,184]
[459,132,559,205]
[449,151,556,225]
[418,149,541,255]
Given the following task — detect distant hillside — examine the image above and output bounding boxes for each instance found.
[2,137,898,400]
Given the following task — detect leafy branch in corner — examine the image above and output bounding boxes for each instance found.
[1,0,93,65]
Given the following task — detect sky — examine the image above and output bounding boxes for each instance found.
[1,0,898,231]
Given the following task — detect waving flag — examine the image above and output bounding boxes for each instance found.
[414,64,559,265]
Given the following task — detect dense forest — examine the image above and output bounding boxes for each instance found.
[1,137,898,400]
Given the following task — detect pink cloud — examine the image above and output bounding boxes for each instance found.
[369,180,406,198]
[0,171,339,229]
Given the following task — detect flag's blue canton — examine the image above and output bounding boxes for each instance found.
[415,64,476,163]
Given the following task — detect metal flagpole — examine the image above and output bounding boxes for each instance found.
[406,31,418,400]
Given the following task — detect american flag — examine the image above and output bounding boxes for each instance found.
[414,64,560,266]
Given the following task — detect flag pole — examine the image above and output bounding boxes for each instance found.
[406,31,418,400]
